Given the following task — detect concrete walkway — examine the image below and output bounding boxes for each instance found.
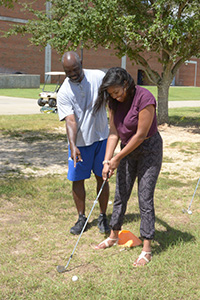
[168,100,200,108]
[0,96,40,115]
[0,95,200,115]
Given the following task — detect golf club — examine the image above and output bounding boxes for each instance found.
[182,177,200,215]
[57,178,108,273]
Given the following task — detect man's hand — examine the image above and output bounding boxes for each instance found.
[65,115,83,168]
[70,145,83,168]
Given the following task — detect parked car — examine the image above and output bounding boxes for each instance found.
[38,71,65,112]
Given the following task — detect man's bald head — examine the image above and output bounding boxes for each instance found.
[62,51,81,65]
[62,51,84,83]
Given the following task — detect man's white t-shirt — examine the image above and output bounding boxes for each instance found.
[57,69,109,147]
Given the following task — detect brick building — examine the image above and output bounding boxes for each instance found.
[0,1,199,86]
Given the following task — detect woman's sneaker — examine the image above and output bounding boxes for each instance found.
[70,214,87,235]
[98,213,110,234]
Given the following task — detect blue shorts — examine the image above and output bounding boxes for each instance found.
[67,139,107,181]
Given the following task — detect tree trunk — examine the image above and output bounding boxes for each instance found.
[157,84,170,124]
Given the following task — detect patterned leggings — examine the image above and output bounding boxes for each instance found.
[110,131,163,240]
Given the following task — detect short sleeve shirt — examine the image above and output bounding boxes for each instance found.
[113,86,158,145]
[57,69,109,147]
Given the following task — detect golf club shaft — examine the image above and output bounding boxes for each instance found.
[63,179,107,269]
[188,177,200,210]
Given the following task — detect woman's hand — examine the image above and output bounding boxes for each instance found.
[102,156,121,180]
[102,164,110,181]
[109,156,121,173]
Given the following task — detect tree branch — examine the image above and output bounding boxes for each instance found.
[177,1,188,18]
[127,47,161,84]
[171,58,185,77]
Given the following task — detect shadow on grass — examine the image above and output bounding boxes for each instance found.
[121,213,194,254]
[125,214,194,253]
[89,212,140,225]
[169,115,200,130]
[153,217,195,254]
[1,129,66,142]
[0,130,68,174]
[89,213,195,254]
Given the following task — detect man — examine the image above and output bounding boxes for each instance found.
[57,51,110,235]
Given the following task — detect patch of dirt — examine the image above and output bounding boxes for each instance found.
[0,125,200,180]
[0,127,68,177]
[158,125,200,181]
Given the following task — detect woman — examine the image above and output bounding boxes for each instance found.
[93,67,163,266]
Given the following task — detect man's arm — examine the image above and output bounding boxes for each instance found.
[65,114,83,168]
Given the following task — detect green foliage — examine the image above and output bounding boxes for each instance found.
[3,0,200,124]
[4,1,200,64]
[0,0,17,8]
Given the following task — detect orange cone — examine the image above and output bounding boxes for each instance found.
[118,230,142,247]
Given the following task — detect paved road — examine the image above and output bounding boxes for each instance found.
[0,96,200,115]
[168,100,200,108]
[0,96,40,115]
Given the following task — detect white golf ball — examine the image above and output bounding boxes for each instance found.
[72,275,78,281]
[188,210,192,215]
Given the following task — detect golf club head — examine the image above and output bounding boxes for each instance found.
[56,265,68,273]
[182,208,192,215]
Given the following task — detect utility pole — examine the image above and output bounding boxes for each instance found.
[121,55,126,70]
[45,1,52,83]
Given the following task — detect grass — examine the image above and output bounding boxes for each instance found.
[0,85,200,101]
[169,107,200,126]
[0,113,200,299]
[0,106,199,131]
[144,86,200,101]
[0,114,64,136]
[0,173,200,300]
[0,84,58,99]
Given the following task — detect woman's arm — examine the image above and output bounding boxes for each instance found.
[102,109,119,180]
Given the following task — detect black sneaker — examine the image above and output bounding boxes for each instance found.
[98,213,110,234]
[70,214,88,235]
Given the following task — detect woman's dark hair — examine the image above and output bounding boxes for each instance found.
[94,67,135,113]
